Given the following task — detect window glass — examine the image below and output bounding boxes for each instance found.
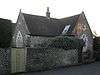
[62,25,70,34]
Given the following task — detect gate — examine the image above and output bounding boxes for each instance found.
[11,48,27,73]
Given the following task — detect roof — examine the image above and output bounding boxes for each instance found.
[22,13,80,36]
[60,14,80,34]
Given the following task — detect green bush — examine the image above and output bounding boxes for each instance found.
[38,36,84,50]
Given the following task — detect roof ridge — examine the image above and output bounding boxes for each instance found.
[60,13,81,20]
[22,12,59,20]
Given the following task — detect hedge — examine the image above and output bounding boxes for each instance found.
[38,36,84,50]
[0,18,12,48]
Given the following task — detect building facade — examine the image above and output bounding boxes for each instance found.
[12,9,93,61]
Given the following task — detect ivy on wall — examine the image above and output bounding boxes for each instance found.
[26,36,84,72]
[38,36,84,50]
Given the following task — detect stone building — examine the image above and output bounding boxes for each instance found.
[12,8,93,62]
[10,8,94,73]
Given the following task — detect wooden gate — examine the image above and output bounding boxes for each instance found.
[11,48,27,73]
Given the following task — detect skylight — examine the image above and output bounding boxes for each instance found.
[62,25,70,34]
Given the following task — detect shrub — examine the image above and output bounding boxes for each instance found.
[38,36,84,50]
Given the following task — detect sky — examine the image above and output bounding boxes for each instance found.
[0,0,100,36]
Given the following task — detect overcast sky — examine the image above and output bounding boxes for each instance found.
[0,0,100,36]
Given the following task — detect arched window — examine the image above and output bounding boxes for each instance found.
[80,34,89,52]
[16,31,23,47]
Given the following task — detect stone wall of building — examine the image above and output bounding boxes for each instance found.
[75,13,93,62]
[26,48,78,72]
[25,36,83,72]
[0,48,11,74]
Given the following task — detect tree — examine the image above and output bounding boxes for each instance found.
[0,18,12,48]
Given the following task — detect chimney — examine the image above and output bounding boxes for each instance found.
[46,7,50,19]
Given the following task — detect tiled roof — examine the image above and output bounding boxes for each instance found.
[23,13,80,36]
[60,14,80,34]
